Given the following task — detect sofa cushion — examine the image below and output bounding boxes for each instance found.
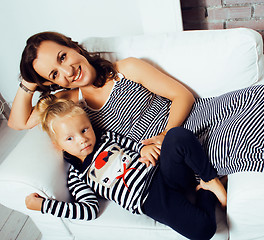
[65,199,228,240]
[82,28,264,98]
[0,126,70,212]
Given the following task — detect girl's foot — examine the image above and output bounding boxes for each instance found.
[196,177,227,208]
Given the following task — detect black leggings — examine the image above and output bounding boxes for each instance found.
[143,127,217,240]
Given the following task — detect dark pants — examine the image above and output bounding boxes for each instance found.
[142,127,217,240]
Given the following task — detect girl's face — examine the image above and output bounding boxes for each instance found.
[33,41,97,89]
[53,113,96,161]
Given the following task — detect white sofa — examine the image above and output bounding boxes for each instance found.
[1,28,264,240]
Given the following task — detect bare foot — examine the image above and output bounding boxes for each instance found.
[197,178,227,208]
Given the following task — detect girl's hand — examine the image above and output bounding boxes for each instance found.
[139,145,161,167]
[25,193,45,211]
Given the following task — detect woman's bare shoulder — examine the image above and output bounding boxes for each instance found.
[55,88,79,102]
[115,57,145,81]
[115,57,141,69]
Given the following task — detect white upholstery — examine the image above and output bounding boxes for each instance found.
[83,28,264,98]
[227,172,264,240]
[1,28,264,240]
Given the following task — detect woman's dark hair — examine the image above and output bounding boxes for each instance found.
[20,31,117,94]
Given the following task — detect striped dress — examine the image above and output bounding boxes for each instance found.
[183,85,264,175]
[80,76,264,176]
[79,75,171,143]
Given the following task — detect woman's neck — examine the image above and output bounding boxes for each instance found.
[80,79,114,110]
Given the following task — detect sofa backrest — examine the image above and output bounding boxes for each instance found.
[82,28,264,98]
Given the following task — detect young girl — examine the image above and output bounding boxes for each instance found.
[25,94,226,240]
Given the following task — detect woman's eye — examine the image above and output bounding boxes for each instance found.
[67,137,73,141]
[52,71,58,80]
[82,128,88,133]
[60,53,66,62]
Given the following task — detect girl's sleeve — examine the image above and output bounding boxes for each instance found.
[41,166,99,220]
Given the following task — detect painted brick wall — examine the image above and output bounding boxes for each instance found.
[181,0,264,39]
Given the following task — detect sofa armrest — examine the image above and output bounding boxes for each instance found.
[227,172,264,240]
[0,126,70,214]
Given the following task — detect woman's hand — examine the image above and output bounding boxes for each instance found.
[139,144,161,167]
[21,79,38,92]
[141,132,166,148]
[139,132,167,167]
[25,193,45,211]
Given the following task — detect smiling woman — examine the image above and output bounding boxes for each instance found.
[9,30,193,135]
[20,32,117,94]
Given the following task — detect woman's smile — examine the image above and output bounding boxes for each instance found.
[72,66,82,82]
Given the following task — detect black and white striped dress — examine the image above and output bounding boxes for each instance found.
[80,76,264,176]
[79,74,171,143]
[183,85,264,175]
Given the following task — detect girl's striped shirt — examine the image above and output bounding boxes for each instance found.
[41,131,157,220]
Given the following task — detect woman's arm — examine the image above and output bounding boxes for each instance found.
[8,80,40,130]
[116,57,195,136]
[8,81,78,130]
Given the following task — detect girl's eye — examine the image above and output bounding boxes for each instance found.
[82,128,88,133]
[52,71,58,80]
[60,53,66,62]
[67,137,73,141]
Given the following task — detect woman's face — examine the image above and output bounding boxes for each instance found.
[33,41,97,88]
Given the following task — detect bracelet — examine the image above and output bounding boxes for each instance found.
[19,82,35,94]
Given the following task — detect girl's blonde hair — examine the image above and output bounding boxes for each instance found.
[36,94,86,140]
